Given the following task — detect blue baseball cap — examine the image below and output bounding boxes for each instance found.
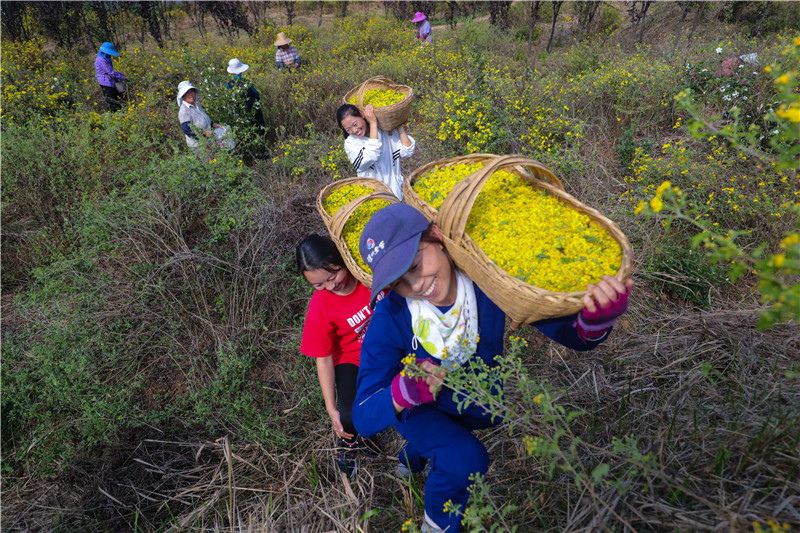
[360,204,431,309]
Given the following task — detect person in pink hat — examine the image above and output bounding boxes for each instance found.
[413,12,432,44]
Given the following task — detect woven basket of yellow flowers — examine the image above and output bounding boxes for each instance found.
[317,177,400,287]
[404,154,633,328]
[343,76,413,132]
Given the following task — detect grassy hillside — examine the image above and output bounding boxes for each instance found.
[2,2,799,531]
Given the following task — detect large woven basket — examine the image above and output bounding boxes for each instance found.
[316,177,399,287]
[404,153,565,221]
[343,76,413,132]
[406,154,633,329]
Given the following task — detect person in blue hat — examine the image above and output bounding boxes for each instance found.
[353,203,632,533]
[94,42,126,112]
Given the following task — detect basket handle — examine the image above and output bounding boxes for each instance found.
[437,155,561,246]
[354,76,397,108]
[330,192,398,237]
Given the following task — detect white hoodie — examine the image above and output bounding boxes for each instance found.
[343,128,416,200]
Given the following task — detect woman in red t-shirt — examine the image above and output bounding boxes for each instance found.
[296,234,386,477]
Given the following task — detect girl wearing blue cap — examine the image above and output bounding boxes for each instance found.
[94,42,126,112]
[353,203,632,533]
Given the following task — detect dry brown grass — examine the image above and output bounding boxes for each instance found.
[5,302,796,532]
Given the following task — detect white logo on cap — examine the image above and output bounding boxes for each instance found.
[366,240,385,263]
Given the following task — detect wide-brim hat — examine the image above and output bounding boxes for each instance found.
[274,32,292,46]
[176,80,197,107]
[412,12,426,23]
[227,58,249,74]
[359,204,432,309]
[99,42,120,56]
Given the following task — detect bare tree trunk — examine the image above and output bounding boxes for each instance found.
[160,1,173,40]
[527,1,542,61]
[340,1,347,18]
[284,0,295,26]
[576,1,600,42]
[246,0,267,30]
[319,0,324,27]
[448,1,458,30]
[686,1,704,48]
[546,1,563,53]
[671,1,692,57]
[637,1,653,43]
[138,2,164,48]
[749,1,771,38]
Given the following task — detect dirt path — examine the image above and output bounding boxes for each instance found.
[431,14,491,31]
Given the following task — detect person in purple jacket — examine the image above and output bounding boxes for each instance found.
[354,204,632,533]
[94,42,126,112]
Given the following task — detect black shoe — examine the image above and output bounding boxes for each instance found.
[335,449,357,478]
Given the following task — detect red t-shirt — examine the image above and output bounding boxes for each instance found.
[300,282,388,366]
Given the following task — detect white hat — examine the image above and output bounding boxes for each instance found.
[274,32,292,46]
[176,80,197,107]
[227,58,249,74]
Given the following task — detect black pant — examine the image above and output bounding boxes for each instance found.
[334,363,359,440]
[101,85,122,112]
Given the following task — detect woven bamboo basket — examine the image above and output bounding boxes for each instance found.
[407,154,633,329]
[343,76,413,132]
[404,153,565,220]
[316,177,399,287]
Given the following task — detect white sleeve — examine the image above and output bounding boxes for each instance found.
[398,134,416,159]
[345,136,382,175]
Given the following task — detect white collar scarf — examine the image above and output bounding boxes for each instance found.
[407,270,479,370]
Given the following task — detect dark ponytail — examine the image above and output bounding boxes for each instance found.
[296,234,346,274]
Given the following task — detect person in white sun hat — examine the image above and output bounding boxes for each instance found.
[176,80,221,149]
[226,58,266,135]
[274,32,301,70]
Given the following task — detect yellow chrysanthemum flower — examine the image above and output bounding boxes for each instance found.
[350,88,405,107]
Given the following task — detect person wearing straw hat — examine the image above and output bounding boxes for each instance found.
[352,204,633,533]
[176,80,222,150]
[413,12,432,45]
[274,32,301,70]
[94,42,126,112]
[225,58,266,136]
[335,103,415,200]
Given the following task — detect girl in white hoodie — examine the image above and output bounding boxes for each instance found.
[336,103,416,200]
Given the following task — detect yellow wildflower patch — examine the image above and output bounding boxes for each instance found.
[323,184,389,273]
[413,163,622,293]
[350,88,406,108]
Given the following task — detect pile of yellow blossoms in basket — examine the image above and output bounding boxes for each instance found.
[323,184,389,273]
[413,163,622,293]
[350,88,406,108]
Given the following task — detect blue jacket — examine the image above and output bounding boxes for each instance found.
[353,282,608,438]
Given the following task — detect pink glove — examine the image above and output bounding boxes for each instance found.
[576,288,629,341]
[392,359,437,409]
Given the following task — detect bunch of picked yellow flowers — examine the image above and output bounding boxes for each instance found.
[323,184,390,273]
[413,163,622,293]
[350,88,406,108]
